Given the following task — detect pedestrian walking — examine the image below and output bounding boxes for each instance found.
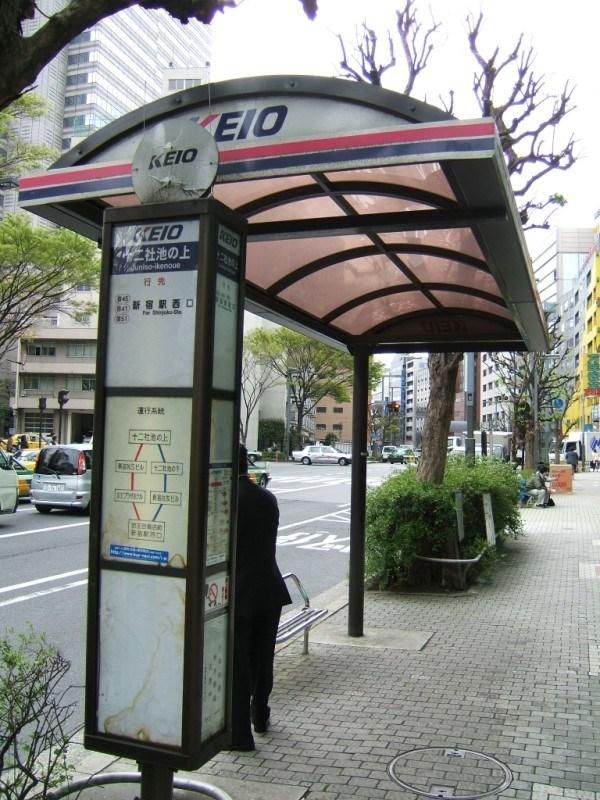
[229,444,292,751]
[565,448,578,474]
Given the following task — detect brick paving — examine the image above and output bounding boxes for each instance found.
[72,472,600,800]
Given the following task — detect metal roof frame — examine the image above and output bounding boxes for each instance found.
[19,75,548,354]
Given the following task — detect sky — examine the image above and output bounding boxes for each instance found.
[209,0,600,232]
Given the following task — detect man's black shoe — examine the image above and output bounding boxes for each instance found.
[253,718,270,734]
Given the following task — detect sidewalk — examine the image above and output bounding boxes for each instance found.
[70,472,600,800]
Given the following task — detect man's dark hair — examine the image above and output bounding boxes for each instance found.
[239,444,248,475]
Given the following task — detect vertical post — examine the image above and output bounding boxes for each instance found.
[532,363,539,466]
[348,346,369,638]
[464,353,475,463]
[38,397,46,447]
[139,763,173,800]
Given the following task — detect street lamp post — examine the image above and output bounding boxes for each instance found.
[38,397,46,447]
[284,369,300,458]
[57,389,69,443]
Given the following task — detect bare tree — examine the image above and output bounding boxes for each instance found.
[489,318,576,468]
[338,1,576,484]
[0,0,317,112]
[239,345,283,446]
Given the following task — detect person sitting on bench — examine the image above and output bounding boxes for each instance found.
[526,463,551,507]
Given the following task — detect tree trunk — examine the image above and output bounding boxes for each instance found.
[416,353,462,484]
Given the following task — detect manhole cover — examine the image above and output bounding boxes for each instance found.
[387,747,512,800]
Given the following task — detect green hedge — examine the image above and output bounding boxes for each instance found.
[365,457,523,589]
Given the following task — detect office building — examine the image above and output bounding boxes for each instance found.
[5,2,211,440]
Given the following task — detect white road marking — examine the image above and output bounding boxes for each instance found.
[0,522,88,539]
[278,506,350,530]
[0,580,87,608]
[0,568,88,594]
[271,479,350,495]
[2,504,352,607]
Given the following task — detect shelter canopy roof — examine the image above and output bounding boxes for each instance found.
[18,76,548,354]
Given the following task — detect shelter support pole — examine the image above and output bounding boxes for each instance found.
[464,352,476,463]
[139,763,174,800]
[348,345,370,637]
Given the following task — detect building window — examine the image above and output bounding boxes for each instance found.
[316,423,326,431]
[24,412,54,435]
[316,406,327,413]
[66,73,88,86]
[72,31,91,44]
[67,342,96,358]
[40,315,59,327]
[25,342,56,357]
[333,407,344,413]
[332,424,343,431]
[63,115,86,129]
[65,375,96,392]
[168,78,202,91]
[64,94,87,106]
[67,52,90,66]
[21,375,54,393]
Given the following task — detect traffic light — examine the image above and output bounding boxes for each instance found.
[38,397,47,411]
[391,402,400,413]
[58,389,70,407]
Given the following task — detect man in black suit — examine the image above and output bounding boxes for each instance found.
[229,444,292,751]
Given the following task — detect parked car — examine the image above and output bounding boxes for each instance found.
[291,445,351,466]
[248,462,271,488]
[31,444,93,514]
[8,454,33,499]
[0,448,19,514]
[1,432,51,451]
[247,449,262,465]
[13,448,42,470]
[388,446,418,465]
[380,445,398,462]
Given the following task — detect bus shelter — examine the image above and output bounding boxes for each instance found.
[19,71,546,673]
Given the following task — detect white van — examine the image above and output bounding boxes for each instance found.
[0,448,19,514]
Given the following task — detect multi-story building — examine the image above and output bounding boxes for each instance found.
[564,219,600,430]
[404,354,429,447]
[479,227,595,437]
[5,3,211,439]
[10,289,97,442]
[313,397,352,447]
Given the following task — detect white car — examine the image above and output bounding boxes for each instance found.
[380,445,397,462]
[0,448,18,514]
[291,445,351,466]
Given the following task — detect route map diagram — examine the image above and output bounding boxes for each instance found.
[101,396,191,567]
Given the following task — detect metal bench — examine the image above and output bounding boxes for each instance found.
[277,572,328,654]
[415,552,484,591]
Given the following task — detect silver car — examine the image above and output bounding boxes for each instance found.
[31,444,93,514]
[292,445,351,466]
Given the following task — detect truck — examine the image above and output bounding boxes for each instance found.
[447,430,512,461]
[559,431,600,466]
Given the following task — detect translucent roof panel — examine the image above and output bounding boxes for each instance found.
[18,75,548,354]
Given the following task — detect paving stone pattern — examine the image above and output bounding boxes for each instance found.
[203,473,600,800]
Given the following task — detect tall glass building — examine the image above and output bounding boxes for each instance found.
[3,1,212,440]
[2,0,211,216]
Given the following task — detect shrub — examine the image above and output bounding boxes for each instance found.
[0,627,75,800]
[366,458,522,589]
